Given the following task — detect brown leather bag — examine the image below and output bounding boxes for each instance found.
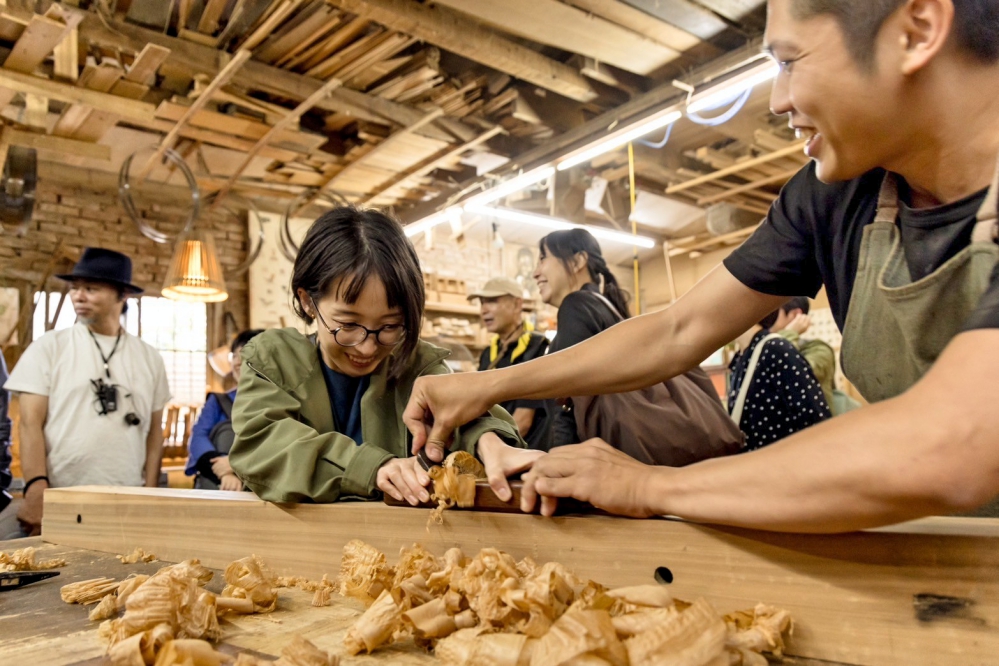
[569,293,745,466]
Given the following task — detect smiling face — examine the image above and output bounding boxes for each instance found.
[766,0,910,182]
[300,276,404,378]
[534,243,587,307]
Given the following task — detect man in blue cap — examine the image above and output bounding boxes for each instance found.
[4,248,171,536]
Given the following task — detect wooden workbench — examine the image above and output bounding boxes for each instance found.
[11,486,999,665]
[0,538,840,666]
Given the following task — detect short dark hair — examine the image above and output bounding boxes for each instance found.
[231,329,264,354]
[291,206,425,381]
[793,0,999,67]
[758,310,780,330]
[539,229,630,319]
[781,297,810,316]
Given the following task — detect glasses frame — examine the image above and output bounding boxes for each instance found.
[311,298,406,348]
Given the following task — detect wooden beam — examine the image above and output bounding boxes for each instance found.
[51,25,78,82]
[124,43,171,85]
[696,167,802,206]
[208,75,344,212]
[196,0,230,35]
[45,7,464,143]
[0,9,82,109]
[666,142,808,194]
[137,49,251,180]
[298,107,444,213]
[433,0,679,75]
[41,486,999,666]
[0,67,156,123]
[359,124,505,205]
[1,126,111,161]
[325,0,599,102]
[564,0,702,52]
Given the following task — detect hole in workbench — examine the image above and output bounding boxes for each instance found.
[654,566,673,585]
[76,514,82,524]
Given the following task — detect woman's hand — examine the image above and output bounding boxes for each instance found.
[520,439,664,518]
[211,455,233,479]
[219,473,242,492]
[377,456,432,505]
[404,374,497,464]
[476,432,545,503]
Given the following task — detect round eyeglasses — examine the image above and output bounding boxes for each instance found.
[311,299,405,348]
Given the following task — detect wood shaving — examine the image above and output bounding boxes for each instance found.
[107,622,174,666]
[428,452,486,525]
[220,555,278,614]
[0,546,68,571]
[273,635,339,666]
[89,593,121,622]
[311,575,335,607]
[338,539,394,605]
[118,548,158,564]
[61,577,120,604]
[340,541,792,666]
[152,639,228,666]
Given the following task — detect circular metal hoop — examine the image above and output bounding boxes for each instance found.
[119,146,201,244]
[202,192,265,278]
[279,188,350,261]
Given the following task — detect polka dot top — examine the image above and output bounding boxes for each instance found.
[727,330,832,451]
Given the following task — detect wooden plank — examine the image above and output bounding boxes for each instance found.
[41,486,999,666]
[136,48,251,180]
[0,67,156,123]
[695,167,801,206]
[326,0,598,102]
[178,28,219,48]
[52,25,78,82]
[208,75,343,211]
[2,14,67,72]
[124,43,171,85]
[284,15,369,71]
[622,0,731,41]
[22,92,48,127]
[154,100,325,150]
[304,26,389,78]
[0,126,110,161]
[433,0,679,75]
[666,142,808,194]
[359,124,504,205]
[197,0,231,34]
[272,8,344,69]
[254,1,335,65]
[564,0,702,51]
[240,0,298,51]
[51,62,124,138]
[70,80,150,143]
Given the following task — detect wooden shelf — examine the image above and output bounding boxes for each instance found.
[425,300,480,316]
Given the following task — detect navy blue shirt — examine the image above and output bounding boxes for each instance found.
[320,356,369,445]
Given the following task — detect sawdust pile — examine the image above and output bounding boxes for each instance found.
[118,547,159,564]
[428,451,486,525]
[342,541,792,666]
[0,546,68,571]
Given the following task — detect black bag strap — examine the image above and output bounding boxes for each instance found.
[212,392,234,420]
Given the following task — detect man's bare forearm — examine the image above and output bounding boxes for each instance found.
[143,411,164,488]
[649,332,999,533]
[19,422,47,481]
[493,266,784,404]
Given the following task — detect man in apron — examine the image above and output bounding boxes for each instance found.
[403,0,999,532]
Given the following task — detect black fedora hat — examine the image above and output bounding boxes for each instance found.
[56,247,144,294]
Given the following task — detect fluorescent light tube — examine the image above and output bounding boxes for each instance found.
[469,205,656,249]
[557,109,682,172]
[686,61,779,114]
[463,165,556,208]
[403,206,462,238]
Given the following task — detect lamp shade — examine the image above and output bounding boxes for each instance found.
[162,228,228,302]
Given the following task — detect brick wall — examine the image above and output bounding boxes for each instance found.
[0,172,251,344]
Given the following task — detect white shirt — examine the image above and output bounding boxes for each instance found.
[4,323,171,488]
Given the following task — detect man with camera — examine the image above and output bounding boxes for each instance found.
[4,248,171,536]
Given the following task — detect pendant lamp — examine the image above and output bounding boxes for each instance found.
[162,227,229,302]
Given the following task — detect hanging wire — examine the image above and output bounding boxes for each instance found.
[636,122,674,149]
[686,87,753,127]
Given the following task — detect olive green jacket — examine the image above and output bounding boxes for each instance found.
[229,328,522,503]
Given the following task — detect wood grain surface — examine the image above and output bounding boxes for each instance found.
[38,486,999,666]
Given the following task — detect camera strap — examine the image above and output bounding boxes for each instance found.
[88,327,123,380]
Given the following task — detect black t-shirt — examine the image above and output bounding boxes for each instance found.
[724,162,996,331]
[545,285,623,449]
[478,329,550,449]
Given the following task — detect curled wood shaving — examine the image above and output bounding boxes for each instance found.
[61,577,120,604]
[118,548,158,564]
[338,539,394,605]
[221,555,278,614]
[273,635,339,666]
[90,593,121,622]
[156,560,214,586]
[340,542,792,666]
[0,546,68,571]
[106,623,174,666]
[428,452,486,525]
[311,575,335,607]
[152,639,227,666]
